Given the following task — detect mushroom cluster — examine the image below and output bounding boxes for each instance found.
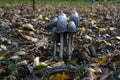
[47,10,80,60]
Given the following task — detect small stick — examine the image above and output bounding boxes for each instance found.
[32,0,35,10]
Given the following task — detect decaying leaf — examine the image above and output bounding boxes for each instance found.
[17,29,23,33]
[22,23,35,31]
[0,68,6,74]
[9,55,21,60]
[18,60,28,66]
[33,57,51,69]
[15,51,26,56]
[34,37,48,50]
[0,45,7,51]
[49,72,70,80]
[38,15,43,20]
[96,57,110,66]
[114,36,120,40]
[0,2,120,80]
[24,35,38,42]
[51,61,64,67]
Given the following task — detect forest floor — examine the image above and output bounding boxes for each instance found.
[0,2,120,80]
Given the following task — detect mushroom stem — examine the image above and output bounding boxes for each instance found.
[64,33,67,52]
[68,33,73,60]
[71,34,73,51]
[53,41,57,56]
[60,33,64,59]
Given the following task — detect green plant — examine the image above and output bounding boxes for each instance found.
[8,59,19,71]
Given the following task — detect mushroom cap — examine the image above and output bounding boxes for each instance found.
[67,21,78,33]
[58,12,67,19]
[48,17,58,28]
[54,12,68,33]
[70,10,80,27]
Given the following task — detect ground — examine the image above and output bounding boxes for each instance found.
[0,2,120,80]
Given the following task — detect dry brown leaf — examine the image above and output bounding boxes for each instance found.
[0,68,6,74]
[100,71,113,80]
[0,52,14,57]
[24,35,38,42]
[51,61,64,67]
[34,37,48,50]
[15,51,26,56]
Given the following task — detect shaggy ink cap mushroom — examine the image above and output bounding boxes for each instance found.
[54,12,68,59]
[67,21,78,33]
[70,10,80,27]
[54,12,68,33]
[67,21,78,61]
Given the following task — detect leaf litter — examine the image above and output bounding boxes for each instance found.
[0,2,120,80]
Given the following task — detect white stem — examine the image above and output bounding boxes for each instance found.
[64,33,67,52]
[53,41,57,56]
[60,33,64,59]
[68,33,72,60]
[66,34,69,54]
[71,34,73,52]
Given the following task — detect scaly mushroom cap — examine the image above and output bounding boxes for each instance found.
[55,12,68,33]
[67,21,78,33]
[70,10,80,27]
[48,17,58,28]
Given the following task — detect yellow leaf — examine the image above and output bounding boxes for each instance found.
[115,36,120,40]
[34,57,40,66]
[49,72,69,80]
[97,57,110,66]
[17,29,23,33]
[45,17,49,20]
[79,27,86,31]
[71,57,78,63]
[34,57,51,69]
[38,15,43,20]
[109,27,116,31]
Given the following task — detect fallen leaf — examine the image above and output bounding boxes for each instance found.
[33,57,51,69]
[0,45,7,51]
[22,23,35,31]
[17,29,23,33]
[0,68,6,74]
[97,57,110,66]
[34,37,48,50]
[15,51,26,56]
[114,36,120,40]
[49,72,70,80]
[38,15,43,20]
[24,35,38,42]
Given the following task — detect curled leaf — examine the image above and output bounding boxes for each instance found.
[22,23,35,31]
